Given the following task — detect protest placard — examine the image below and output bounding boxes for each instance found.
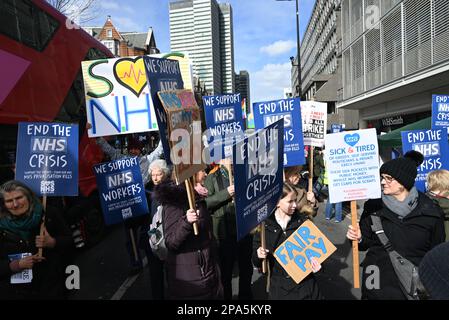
[401,129,449,192]
[151,52,194,90]
[253,98,305,166]
[301,101,327,147]
[203,93,245,162]
[143,56,184,164]
[432,94,449,130]
[233,120,284,241]
[325,128,381,204]
[157,90,206,184]
[93,157,149,226]
[15,122,78,196]
[274,220,336,284]
[82,56,159,137]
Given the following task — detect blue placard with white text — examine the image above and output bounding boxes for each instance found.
[15,122,78,196]
[432,94,449,129]
[233,120,284,241]
[401,129,449,192]
[252,98,305,167]
[94,157,149,225]
[143,56,184,164]
[203,94,245,161]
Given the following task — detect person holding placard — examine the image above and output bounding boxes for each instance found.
[153,177,222,299]
[284,166,318,219]
[0,180,73,299]
[253,182,323,300]
[346,151,445,300]
[426,169,449,242]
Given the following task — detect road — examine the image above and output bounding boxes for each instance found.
[68,200,366,300]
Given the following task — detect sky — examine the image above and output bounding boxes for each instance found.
[84,0,316,104]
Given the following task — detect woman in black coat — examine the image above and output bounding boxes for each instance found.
[154,179,222,300]
[252,182,322,300]
[347,151,445,300]
[0,180,73,299]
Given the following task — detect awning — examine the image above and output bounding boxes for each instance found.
[377,117,431,148]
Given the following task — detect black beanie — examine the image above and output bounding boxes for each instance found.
[419,242,449,300]
[379,150,424,191]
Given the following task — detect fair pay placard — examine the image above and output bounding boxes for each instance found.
[274,220,336,284]
[325,128,381,203]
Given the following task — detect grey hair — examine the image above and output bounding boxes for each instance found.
[149,159,170,177]
[0,180,35,217]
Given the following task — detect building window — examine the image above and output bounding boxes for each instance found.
[107,29,112,38]
[102,40,115,55]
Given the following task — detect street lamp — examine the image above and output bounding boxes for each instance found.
[276,0,301,98]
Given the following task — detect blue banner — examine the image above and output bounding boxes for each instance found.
[15,122,78,196]
[143,57,184,164]
[401,129,449,192]
[203,93,245,162]
[331,123,344,133]
[432,94,449,129]
[252,98,305,167]
[233,120,284,241]
[94,157,149,226]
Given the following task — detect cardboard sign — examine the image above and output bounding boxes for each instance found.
[301,101,327,147]
[432,94,449,130]
[325,128,381,203]
[157,90,206,184]
[82,56,159,137]
[15,122,78,196]
[233,120,284,241]
[401,129,449,192]
[143,56,184,165]
[274,220,336,284]
[94,157,149,225]
[253,98,305,167]
[203,93,245,161]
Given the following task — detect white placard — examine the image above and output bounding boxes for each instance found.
[301,101,327,147]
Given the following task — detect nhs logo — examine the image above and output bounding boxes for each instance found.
[263,113,292,128]
[214,107,235,123]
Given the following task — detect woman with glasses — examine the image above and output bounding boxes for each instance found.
[346,151,445,300]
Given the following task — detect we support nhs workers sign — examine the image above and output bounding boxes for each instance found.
[233,120,284,241]
[253,98,305,167]
[15,122,78,196]
[94,157,149,226]
[82,56,159,138]
[143,56,184,164]
[401,129,449,192]
[432,95,449,129]
[203,94,245,161]
[325,128,381,203]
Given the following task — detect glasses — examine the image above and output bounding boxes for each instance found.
[381,175,395,183]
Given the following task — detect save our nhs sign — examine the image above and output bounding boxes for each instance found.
[401,129,449,192]
[15,122,78,196]
[203,93,245,161]
[432,94,449,130]
[253,98,305,167]
[94,157,149,225]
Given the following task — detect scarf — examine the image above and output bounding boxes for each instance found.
[382,186,419,219]
[0,198,44,240]
[194,183,209,197]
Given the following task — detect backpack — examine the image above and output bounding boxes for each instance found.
[148,205,167,260]
[371,215,429,300]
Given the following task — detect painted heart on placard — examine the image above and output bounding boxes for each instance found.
[344,133,360,147]
[113,57,147,97]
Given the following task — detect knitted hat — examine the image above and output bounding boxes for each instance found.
[127,138,143,151]
[379,150,424,191]
[418,242,449,300]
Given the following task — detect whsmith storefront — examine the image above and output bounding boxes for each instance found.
[366,111,431,135]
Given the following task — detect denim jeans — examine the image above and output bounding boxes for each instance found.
[325,200,343,222]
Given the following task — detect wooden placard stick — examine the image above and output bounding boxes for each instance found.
[185,177,199,235]
[224,159,234,202]
[260,221,267,274]
[37,196,47,258]
[351,200,360,288]
[308,146,314,193]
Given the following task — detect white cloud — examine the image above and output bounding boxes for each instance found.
[251,63,292,103]
[100,2,134,14]
[260,40,296,57]
[114,17,140,32]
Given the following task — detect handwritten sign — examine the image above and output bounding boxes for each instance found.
[325,128,381,203]
[233,120,284,241]
[94,157,149,225]
[401,129,449,192]
[252,98,305,167]
[15,122,78,196]
[157,90,206,184]
[274,220,336,284]
[301,101,327,147]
